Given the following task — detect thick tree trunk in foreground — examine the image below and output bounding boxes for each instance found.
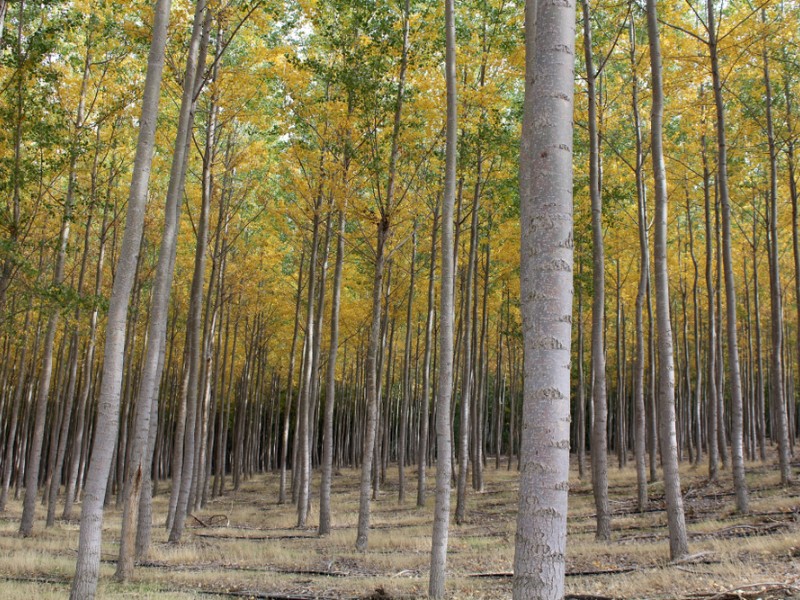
[512,0,575,594]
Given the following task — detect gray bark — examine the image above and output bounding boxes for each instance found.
[69,0,173,595]
[762,31,792,483]
[355,0,409,551]
[701,120,719,481]
[398,225,416,504]
[168,6,214,542]
[512,0,575,593]
[417,206,438,508]
[428,0,456,591]
[630,16,648,512]
[582,0,610,541]
[707,0,748,513]
[646,0,689,560]
[319,208,346,535]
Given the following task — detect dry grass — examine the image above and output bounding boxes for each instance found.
[0,454,798,599]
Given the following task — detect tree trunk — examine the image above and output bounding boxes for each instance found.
[69,0,173,595]
[355,0,409,550]
[417,205,438,508]
[296,198,322,528]
[701,117,719,481]
[762,28,792,483]
[167,7,214,542]
[428,0,456,591]
[280,247,306,504]
[512,0,575,593]
[646,0,689,559]
[630,16,649,511]
[455,169,480,524]
[319,207,346,535]
[583,0,610,541]
[707,0,748,513]
[398,225,416,504]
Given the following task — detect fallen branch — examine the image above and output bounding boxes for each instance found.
[687,581,800,600]
[468,566,638,578]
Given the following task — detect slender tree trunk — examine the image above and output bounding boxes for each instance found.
[786,73,800,472]
[707,0,748,513]
[685,190,703,465]
[69,0,173,595]
[319,207,346,535]
[583,0,610,541]
[417,206,438,507]
[577,264,586,480]
[355,0,409,550]
[455,172,480,524]
[763,30,792,483]
[701,119,719,481]
[167,8,214,542]
[646,0,689,559]
[296,198,322,528]
[280,247,306,504]
[356,220,389,551]
[398,225,416,504]
[631,17,649,511]
[428,0,456,591]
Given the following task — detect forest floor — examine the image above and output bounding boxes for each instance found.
[0,455,799,599]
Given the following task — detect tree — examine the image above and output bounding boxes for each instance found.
[513,0,576,595]
[646,0,689,560]
[428,0,456,592]
[70,0,174,595]
[582,0,610,542]
[706,0,748,513]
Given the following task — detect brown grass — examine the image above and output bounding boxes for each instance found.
[0,454,798,599]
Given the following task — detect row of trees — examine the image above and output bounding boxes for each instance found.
[0,0,798,597]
